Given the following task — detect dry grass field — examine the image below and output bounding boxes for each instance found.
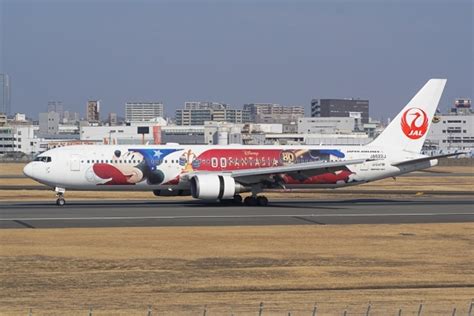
[1,224,473,315]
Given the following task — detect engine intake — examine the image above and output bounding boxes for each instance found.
[190,174,244,200]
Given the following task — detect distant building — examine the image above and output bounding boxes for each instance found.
[297,117,356,134]
[0,125,38,154]
[176,101,250,125]
[363,118,384,138]
[0,113,7,126]
[62,111,80,123]
[264,132,371,146]
[80,125,161,145]
[125,102,164,122]
[283,123,298,134]
[184,101,228,110]
[212,108,250,123]
[0,73,11,115]
[13,113,27,122]
[451,98,472,115]
[425,98,473,154]
[48,101,64,120]
[243,103,304,124]
[86,100,100,123]
[108,112,118,126]
[311,98,369,124]
[39,111,60,135]
[176,109,212,126]
[161,126,206,144]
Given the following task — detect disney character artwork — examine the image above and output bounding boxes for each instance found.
[86,147,356,186]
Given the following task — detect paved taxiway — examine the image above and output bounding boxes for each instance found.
[1,197,473,228]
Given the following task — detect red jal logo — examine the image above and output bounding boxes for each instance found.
[401,107,428,139]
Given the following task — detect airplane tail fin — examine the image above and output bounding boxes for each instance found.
[370,79,447,153]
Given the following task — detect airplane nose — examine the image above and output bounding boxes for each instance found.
[23,162,35,178]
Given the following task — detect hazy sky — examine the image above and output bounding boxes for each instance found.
[1,0,472,120]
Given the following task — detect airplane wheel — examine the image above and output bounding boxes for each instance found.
[244,196,257,206]
[233,195,243,204]
[257,196,268,207]
[56,198,66,206]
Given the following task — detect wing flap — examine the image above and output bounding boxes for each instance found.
[231,159,368,185]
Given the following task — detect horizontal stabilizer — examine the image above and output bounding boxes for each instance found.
[391,152,466,167]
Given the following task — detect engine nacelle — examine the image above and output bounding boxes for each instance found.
[190,174,244,200]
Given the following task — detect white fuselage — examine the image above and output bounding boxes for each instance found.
[23,144,435,192]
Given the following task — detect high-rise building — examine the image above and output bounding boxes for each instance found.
[63,111,80,123]
[176,101,251,125]
[0,74,11,115]
[311,98,369,124]
[86,100,100,123]
[48,101,64,119]
[243,103,305,124]
[125,102,164,122]
[108,112,118,126]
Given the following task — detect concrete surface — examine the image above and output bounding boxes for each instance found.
[1,197,473,228]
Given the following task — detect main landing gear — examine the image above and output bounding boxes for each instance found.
[223,194,268,206]
[243,195,268,207]
[241,184,268,206]
[55,187,66,206]
[220,194,269,206]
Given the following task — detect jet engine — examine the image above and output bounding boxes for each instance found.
[190,174,246,200]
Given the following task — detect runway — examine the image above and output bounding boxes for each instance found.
[1,197,473,228]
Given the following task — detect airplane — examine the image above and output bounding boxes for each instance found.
[23,79,461,206]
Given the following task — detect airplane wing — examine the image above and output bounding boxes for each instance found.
[229,158,368,185]
[391,152,466,167]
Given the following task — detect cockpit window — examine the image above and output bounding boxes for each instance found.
[34,156,52,162]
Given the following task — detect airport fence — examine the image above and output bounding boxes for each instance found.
[24,300,474,316]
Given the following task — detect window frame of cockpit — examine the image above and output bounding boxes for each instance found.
[33,156,52,163]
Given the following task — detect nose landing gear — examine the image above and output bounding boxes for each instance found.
[55,187,66,206]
